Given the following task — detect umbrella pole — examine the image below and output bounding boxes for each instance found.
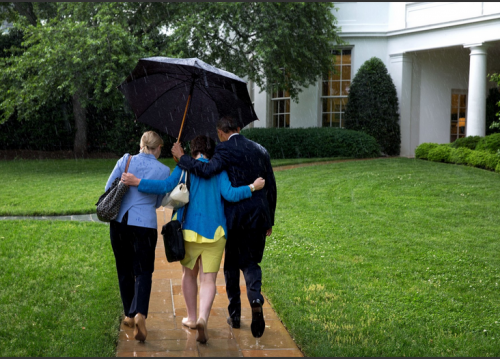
[174,81,195,162]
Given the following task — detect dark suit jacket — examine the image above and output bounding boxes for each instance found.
[178,134,277,230]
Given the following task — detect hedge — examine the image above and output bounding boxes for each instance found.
[476,133,500,153]
[427,145,453,163]
[449,147,473,165]
[415,137,500,173]
[241,127,380,159]
[414,142,439,160]
[466,150,499,170]
[450,136,481,150]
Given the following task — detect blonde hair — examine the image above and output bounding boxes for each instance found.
[140,131,163,154]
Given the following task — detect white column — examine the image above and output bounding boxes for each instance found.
[464,43,489,137]
[390,53,413,157]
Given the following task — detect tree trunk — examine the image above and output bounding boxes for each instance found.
[72,91,88,158]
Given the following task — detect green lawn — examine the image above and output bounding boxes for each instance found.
[0,220,122,356]
[0,158,176,216]
[0,156,347,216]
[2,157,500,356]
[263,158,500,356]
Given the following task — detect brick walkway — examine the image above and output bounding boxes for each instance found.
[116,207,304,357]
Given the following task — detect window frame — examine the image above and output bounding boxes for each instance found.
[319,47,353,128]
[450,89,468,143]
[269,73,291,129]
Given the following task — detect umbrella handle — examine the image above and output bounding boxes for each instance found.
[174,82,195,163]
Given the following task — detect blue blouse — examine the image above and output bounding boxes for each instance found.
[105,152,170,229]
[138,158,251,240]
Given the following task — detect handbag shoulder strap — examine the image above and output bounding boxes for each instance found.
[180,172,190,226]
[124,155,133,174]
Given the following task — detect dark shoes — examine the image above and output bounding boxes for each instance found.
[227,316,241,329]
[250,299,265,338]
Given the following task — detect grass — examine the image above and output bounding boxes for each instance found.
[4,156,500,356]
[0,156,349,216]
[0,158,176,216]
[0,220,122,356]
[262,158,500,356]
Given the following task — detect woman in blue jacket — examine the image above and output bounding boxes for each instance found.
[105,131,170,342]
[122,135,264,344]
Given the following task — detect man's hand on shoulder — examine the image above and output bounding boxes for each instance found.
[171,142,184,159]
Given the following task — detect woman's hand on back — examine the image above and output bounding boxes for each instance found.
[253,177,265,191]
[121,172,141,187]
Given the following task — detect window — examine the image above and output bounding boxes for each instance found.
[321,49,352,127]
[271,87,290,128]
[450,90,467,142]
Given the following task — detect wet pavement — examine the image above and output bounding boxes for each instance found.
[115,207,304,357]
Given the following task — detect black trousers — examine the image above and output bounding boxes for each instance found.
[224,228,267,319]
[109,212,157,319]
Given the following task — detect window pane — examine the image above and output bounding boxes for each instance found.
[342,50,352,64]
[341,81,351,96]
[322,113,331,127]
[285,114,290,128]
[322,98,331,113]
[459,94,467,108]
[322,81,329,95]
[331,66,341,81]
[274,100,280,114]
[330,82,341,96]
[342,65,351,80]
[332,113,341,127]
[451,94,459,108]
[285,100,290,113]
[333,98,343,112]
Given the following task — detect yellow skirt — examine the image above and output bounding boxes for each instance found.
[180,236,226,273]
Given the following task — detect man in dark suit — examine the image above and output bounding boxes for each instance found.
[171,116,277,338]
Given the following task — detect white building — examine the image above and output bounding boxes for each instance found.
[250,2,500,157]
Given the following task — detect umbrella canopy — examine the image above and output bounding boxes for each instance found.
[118,57,258,143]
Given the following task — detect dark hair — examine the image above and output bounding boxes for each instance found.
[216,116,240,134]
[190,135,216,159]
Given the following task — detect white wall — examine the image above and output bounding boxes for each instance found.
[415,47,470,145]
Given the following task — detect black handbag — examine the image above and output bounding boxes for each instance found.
[95,155,133,222]
[161,172,190,262]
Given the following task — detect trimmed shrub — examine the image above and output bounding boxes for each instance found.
[450,136,481,150]
[241,127,380,159]
[344,57,401,156]
[466,150,499,170]
[476,133,500,154]
[496,162,500,174]
[427,145,453,163]
[414,142,439,160]
[449,147,473,165]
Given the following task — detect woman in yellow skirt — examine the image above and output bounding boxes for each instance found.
[122,135,264,343]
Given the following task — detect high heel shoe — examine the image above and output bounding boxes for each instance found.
[134,313,147,342]
[196,318,208,344]
[182,317,197,329]
[123,316,135,328]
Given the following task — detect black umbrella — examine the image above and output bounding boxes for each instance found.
[117,57,258,144]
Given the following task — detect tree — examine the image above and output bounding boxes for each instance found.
[343,57,401,156]
[1,2,342,156]
[170,2,341,102]
[0,3,149,157]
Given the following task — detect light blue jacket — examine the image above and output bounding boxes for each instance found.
[105,152,170,229]
[138,157,251,240]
